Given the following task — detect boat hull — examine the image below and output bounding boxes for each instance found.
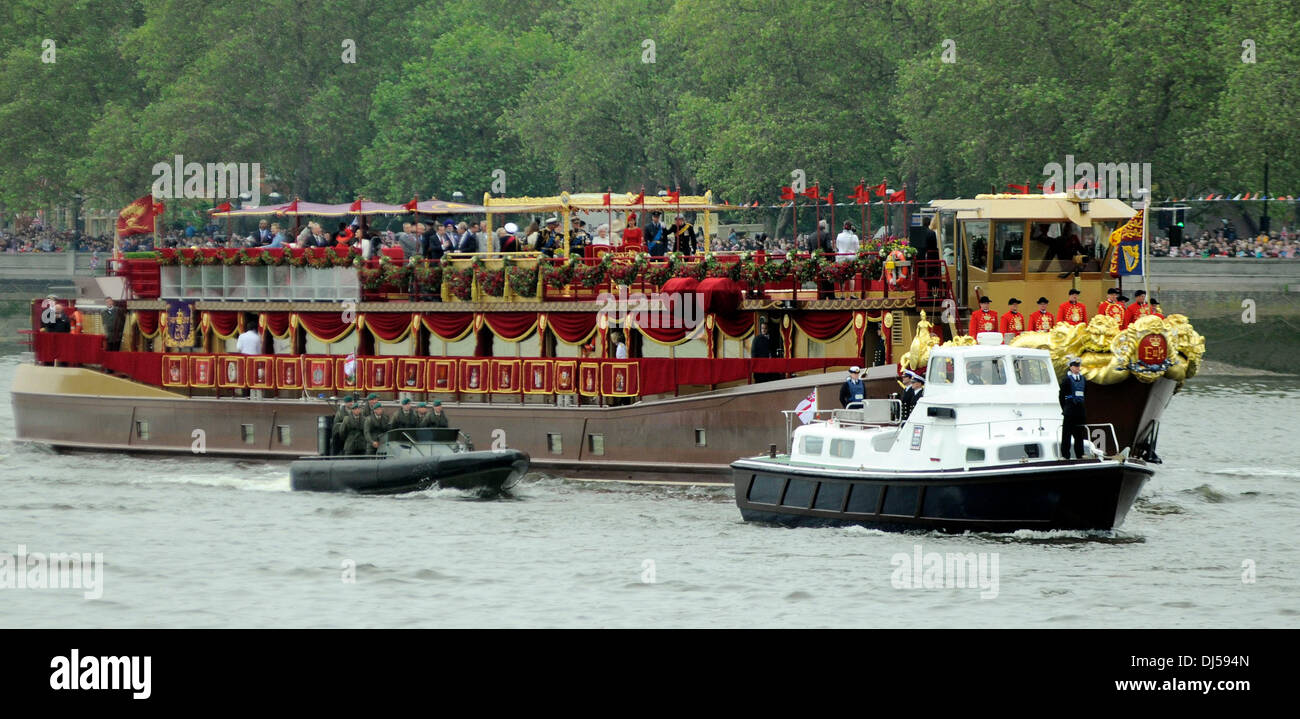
[290,450,529,495]
[732,459,1153,532]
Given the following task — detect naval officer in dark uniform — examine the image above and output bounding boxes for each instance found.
[1058,357,1087,459]
[839,366,865,408]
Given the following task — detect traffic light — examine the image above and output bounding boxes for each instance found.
[1169,225,1183,246]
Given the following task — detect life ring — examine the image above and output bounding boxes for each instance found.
[886,249,909,288]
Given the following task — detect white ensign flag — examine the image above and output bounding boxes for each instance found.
[795,388,817,424]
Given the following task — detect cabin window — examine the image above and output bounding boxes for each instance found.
[277,425,291,445]
[1013,357,1054,385]
[241,424,256,445]
[965,220,990,271]
[929,357,956,385]
[801,436,824,456]
[965,357,1007,385]
[965,447,986,462]
[694,428,706,447]
[829,438,856,458]
[135,420,149,440]
[587,434,605,455]
[993,221,1024,274]
[998,443,1042,461]
[547,433,563,454]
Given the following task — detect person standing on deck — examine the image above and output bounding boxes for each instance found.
[340,403,369,455]
[1030,297,1055,331]
[1098,287,1125,324]
[365,403,392,454]
[839,366,865,408]
[429,400,449,428]
[835,222,859,262]
[1057,288,1088,326]
[1058,358,1087,459]
[968,296,998,337]
[999,298,1025,341]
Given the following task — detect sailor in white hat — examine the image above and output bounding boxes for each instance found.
[839,365,865,408]
[901,369,925,419]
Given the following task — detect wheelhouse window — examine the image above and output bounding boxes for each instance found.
[929,357,956,385]
[801,436,825,456]
[1012,357,1054,385]
[993,221,1024,274]
[829,438,856,458]
[1028,222,1097,274]
[965,357,1007,385]
[965,221,990,272]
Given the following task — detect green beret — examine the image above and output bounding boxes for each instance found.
[367,393,378,400]
[417,402,428,408]
[373,402,383,409]
[433,400,442,406]
[401,397,411,405]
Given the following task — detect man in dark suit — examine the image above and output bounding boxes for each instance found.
[643,211,666,255]
[458,222,479,253]
[254,220,274,246]
[667,215,697,256]
[1058,357,1088,459]
[101,297,124,351]
[751,321,779,382]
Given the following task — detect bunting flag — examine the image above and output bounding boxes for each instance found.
[117,195,165,237]
[779,186,796,201]
[802,184,821,201]
[872,181,887,197]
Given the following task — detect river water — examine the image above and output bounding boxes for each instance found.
[0,354,1296,628]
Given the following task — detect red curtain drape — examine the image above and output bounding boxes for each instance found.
[263,312,291,337]
[33,332,104,365]
[135,310,159,336]
[547,312,597,344]
[103,351,163,387]
[363,313,413,342]
[792,311,853,340]
[483,312,538,341]
[714,311,755,338]
[421,312,475,340]
[633,320,689,345]
[660,277,699,295]
[206,311,240,337]
[296,312,354,342]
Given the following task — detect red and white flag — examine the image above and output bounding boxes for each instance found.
[343,352,357,379]
[795,388,818,424]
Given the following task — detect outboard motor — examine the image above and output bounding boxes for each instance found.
[317,416,333,456]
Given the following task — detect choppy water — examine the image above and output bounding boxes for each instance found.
[1,355,1296,628]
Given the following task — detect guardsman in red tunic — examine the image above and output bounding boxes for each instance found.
[1057,288,1088,325]
[1123,289,1154,328]
[999,297,1026,341]
[1030,297,1055,331]
[968,296,999,337]
[1098,287,1126,325]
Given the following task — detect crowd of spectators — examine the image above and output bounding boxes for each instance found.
[1151,229,1299,258]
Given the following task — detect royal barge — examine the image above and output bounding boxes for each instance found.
[12,191,1203,484]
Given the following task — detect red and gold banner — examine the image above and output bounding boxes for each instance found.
[249,356,275,389]
[334,356,360,391]
[523,359,553,394]
[217,355,245,388]
[364,357,395,391]
[117,195,164,237]
[276,357,302,389]
[601,361,639,397]
[491,359,520,393]
[460,358,489,393]
[304,357,333,391]
[427,359,457,393]
[554,360,577,393]
[162,354,187,387]
[189,355,215,388]
[397,357,425,391]
[578,362,600,397]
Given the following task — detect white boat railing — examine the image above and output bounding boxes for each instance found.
[781,399,903,454]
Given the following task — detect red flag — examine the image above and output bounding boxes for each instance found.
[666,189,681,203]
[602,193,611,207]
[887,189,907,203]
[1007,184,1029,194]
[779,186,796,201]
[283,199,299,214]
[825,190,834,205]
[1038,181,1057,193]
[403,197,419,211]
[803,184,821,200]
[872,182,887,197]
[849,184,870,204]
[117,195,163,237]
[349,200,363,213]
[209,201,232,214]
[751,201,760,207]
[629,192,644,205]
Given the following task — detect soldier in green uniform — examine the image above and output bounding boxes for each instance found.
[364,402,392,454]
[339,403,369,456]
[412,402,432,428]
[363,392,379,417]
[429,399,449,428]
[393,397,415,429]
[331,393,355,454]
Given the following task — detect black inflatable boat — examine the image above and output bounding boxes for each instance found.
[291,426,529,495]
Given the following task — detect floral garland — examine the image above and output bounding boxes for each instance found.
[571,254,612,289]
[473,258,506,297]
[506,264,539,298]
[607,253,648,286]
[644,256,679,287]
[735,255,763,287]
[761,258,794,284]
[444,264,474,300]
[541,259,575,290]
